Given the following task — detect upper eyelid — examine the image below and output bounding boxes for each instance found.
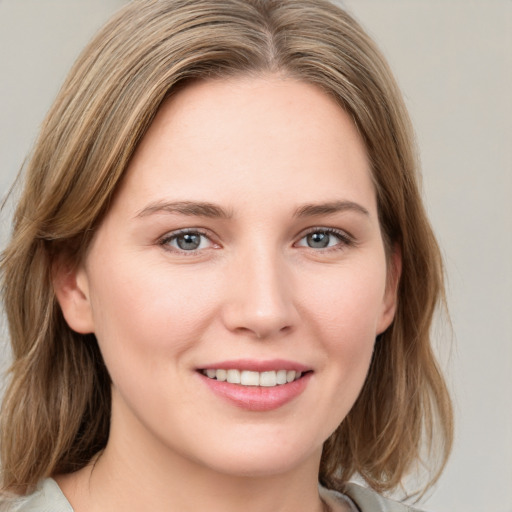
[160,227,212,239]
[157,226,355,248]
[296,226,355,241]
[293,227,358,252]
[159,228,218,249]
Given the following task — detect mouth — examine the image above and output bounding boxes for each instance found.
[197,360,312,411]
[200,368,305,387]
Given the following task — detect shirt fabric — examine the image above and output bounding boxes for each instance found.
[1,477,426,512]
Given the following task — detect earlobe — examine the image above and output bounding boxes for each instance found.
[52,258,95,334]
[377,245,402,335]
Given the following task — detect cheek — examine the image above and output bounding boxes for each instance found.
[86,258,219,379]
[298,259,387,403]
[302,258,388,340]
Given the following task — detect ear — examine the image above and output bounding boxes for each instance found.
[52,257,95,334]
[377,244,402,335]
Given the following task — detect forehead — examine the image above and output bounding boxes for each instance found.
[114,75,375,215]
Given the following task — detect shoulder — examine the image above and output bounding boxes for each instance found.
[321,483,428,512]
[0,479,73,512]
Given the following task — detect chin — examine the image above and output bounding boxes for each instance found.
[190,435,323,479]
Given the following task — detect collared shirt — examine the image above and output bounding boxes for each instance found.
[1,478,427,512]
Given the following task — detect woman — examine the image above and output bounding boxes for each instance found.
[0,1,453,511]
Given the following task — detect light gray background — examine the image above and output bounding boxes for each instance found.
[0,1,510,511]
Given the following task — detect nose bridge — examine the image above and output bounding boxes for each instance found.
[222,240,297,339]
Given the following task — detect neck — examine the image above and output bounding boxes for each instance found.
[57,398,326,512]
[60,447,325,512]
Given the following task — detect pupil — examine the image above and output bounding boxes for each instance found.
[177,233,200,250]
[307,232,329,248]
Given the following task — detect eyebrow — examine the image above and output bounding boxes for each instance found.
[135,200,233,219]
[135,199,369,220]
[294,200,370,218]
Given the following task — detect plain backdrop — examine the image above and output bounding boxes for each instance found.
[0,1,511,511]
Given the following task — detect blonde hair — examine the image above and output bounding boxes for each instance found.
[1,0,452,496]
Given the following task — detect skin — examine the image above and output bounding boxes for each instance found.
[55,75,400,512]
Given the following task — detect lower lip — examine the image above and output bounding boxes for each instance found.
[199,372,312,411]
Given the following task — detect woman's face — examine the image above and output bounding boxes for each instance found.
[59,76,399,478]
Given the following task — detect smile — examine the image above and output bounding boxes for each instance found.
[201,369,303,387]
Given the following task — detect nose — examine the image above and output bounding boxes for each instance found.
[221,248,299,340]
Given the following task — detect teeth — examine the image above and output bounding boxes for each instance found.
[226,369,240,384]
[286,370,296,383]
[260,371,277,387]
[202,369,304,387]
[276,369,287,385]
[241,370,259,386]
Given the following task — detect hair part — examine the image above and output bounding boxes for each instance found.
[1,0,452,496]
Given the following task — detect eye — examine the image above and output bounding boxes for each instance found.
[160,229,216,252]
[295,228,352,250]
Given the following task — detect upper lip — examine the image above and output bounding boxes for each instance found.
[198,359,311,373]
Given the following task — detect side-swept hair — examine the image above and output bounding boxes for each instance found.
[1,0,452,496]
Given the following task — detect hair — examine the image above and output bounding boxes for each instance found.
[0,0,452,498]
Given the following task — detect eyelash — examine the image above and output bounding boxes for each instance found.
[159,228,217,255]
[295,227,355,252]
[158,227,355,254]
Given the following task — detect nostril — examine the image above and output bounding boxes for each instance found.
[220,284,299,339]
[238,324,293,340]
